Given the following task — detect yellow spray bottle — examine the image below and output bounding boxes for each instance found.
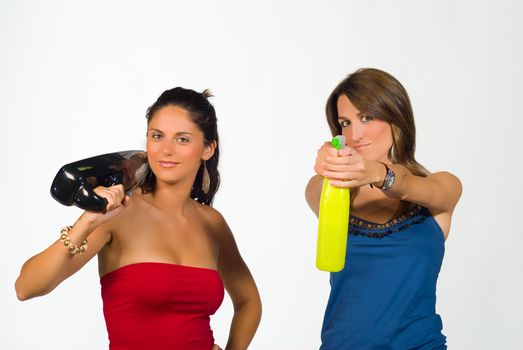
[316,135,350,272]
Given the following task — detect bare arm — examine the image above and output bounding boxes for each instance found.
[305,142,338,217]
[305,175,324,217]
[15,216,110,300]
[380,166,462,214]
[323,147,462,214]
[15,185,127,301]
[213,212,261,350]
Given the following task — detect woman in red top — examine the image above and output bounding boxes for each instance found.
[15,87,262,350]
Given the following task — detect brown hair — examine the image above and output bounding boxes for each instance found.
[326,68,429,176]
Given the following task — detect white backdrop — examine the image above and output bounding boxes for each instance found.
[1,1,522,349]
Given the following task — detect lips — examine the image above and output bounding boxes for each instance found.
[353,143,370,151]
[159,161,179,168]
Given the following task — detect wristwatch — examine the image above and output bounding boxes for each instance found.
[378,162,395,191]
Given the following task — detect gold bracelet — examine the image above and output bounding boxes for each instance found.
[60,226,88,255]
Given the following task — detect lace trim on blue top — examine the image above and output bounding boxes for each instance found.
[349,205,430,238]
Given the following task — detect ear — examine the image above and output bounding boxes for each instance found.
[202,140,217,161]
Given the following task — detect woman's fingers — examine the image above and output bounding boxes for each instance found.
[323,170,350,180]
[322,158,364,175]
[122,194,130,206]
[326,151,361,165]
[315,142,339,174]
[338,147,354,157]
[324,157,353,166]
[317,145,379,188]
[328,179,357,188]
[315,143,362,177]
[81,185,128,226]
[93,184,126,211]
[322,159,363,171]
[324,170,364,181]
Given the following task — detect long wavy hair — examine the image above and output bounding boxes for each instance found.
[139,87,220,205]
[325,68,429,177]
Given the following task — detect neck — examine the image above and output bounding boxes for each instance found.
[378,155,392,164]
[149,178,195,215]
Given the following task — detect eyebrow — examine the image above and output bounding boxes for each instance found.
[148,129,194,136]
[338,112,363,120]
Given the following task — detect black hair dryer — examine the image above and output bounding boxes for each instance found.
[50,150,148,212]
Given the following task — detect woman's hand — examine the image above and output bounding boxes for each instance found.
[314,142,338,176]
[80,184,129,228]
[319,146,385,189]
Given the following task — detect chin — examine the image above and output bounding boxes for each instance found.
[155,176,183,186]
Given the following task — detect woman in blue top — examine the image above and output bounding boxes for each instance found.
[305,68,462,350]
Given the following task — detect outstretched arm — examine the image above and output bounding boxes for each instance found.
[305,142,338,217]
[322,147,462,214]
[305,175,324,217]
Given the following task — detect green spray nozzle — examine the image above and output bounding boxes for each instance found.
[331,135,346,151]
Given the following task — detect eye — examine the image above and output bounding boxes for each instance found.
[151,133,162,140]
[361,114,374,123]
[339,119,351,128]
[176,136,190,144]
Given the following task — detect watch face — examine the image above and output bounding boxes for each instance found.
[384,169,395,190]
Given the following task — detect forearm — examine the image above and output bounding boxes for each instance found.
[305,175,324,216]
[378,164,461,212]
[375,163,411,199]
[15,215,96,300]
[225,297,262,350]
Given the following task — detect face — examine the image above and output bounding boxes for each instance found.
[336,94,393,162]
[146,105,215,186]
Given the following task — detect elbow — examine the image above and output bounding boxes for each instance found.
[234,293,262,321]
[15,278,30,301]
[247,293,262,314]
[16,292,29,302]
[14,276,48,301]
[15,261,35,301]
[257,297,263,321]
[15,259,58,301]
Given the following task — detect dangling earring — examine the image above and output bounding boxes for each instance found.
[202,161,210,194]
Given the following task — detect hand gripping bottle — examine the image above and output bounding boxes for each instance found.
[316,135,350,272]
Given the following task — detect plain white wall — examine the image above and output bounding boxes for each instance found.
[1,0,522,349]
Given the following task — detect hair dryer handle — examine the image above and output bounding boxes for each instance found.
[73,182,109,213]
[104,170,124,187]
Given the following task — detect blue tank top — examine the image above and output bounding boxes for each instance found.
[320,205,447,350]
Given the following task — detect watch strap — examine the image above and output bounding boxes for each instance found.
[370,162,395,190]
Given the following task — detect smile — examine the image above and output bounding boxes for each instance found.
[159,161,179,168]
[353,143,370,151]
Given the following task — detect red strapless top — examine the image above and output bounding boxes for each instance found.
[100,262,224,350]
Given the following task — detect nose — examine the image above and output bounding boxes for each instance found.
[162,139,176,156]
[348,121,364,142]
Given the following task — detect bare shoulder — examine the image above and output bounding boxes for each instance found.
[428,171,462,188]
[196,203,231,239]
